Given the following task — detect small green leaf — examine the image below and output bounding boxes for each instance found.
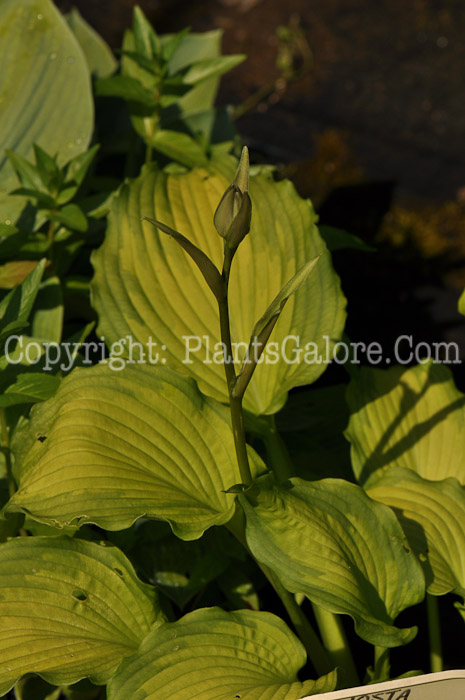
[132,5,160,60]
[142,216,224,300]
[33,144,60,189]
[5,150,44,191]
[151,129,208,167]
[162,27,190,64]
[49,204,88,232]
[95,74,156,107]
[0,373,60,407]
[65,145,100,192]
[107,607,338,700]
[10,186,56,209]
[0,259,46,347]
[0,536,162,696]
[0,260,42,290]
[240,475,425,647]
[181,55,245,84]
[31,276,64,343]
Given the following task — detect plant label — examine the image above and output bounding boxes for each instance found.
[301,670,465,700]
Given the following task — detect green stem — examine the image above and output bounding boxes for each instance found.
[312,604,359,686]
[373,645,390,682]
[0,408,15,498]
[145,140,153,166]
[218,247,252,486]
[218,293,252,486]
[427,594,442,672]
[227,507,332,676]
[257,414,294,482]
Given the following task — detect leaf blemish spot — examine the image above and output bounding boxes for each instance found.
[72,589,87,601]
[113,567,124,577]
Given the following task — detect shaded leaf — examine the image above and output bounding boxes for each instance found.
[0,260,42,290]
[346,362,465,485]
[0,259,46,346]
[0,372,60,407]
[240,475,425,647]
[366,466,465,598]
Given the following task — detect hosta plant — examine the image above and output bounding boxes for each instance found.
[1,2,465,699]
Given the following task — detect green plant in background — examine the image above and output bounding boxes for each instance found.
[1,1,465,699]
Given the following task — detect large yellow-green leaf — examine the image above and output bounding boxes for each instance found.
[91,159,346,415]
[0,0,93,226]
[7,363,259,539]
[345,362,465,485]
[239,475,425,647]
[107,607,337,700]
[0,536,162,696]
[366,466,465,598]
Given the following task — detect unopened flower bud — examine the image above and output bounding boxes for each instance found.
[213,147,251,249]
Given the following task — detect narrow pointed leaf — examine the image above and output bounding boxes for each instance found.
[0,373,60,407]
[234,257,320,398]
[181,55,246,85]
[0,259,46,344]
[0,0,93,224]
[346,362,465,485]
[366,466,465,598]
[0,261,42,290]
[7,364,261,538]
[239,475,425,647]
[6,150,44,191]
[107,607,337,700]
[0,536,162,696]
[91,159,346,415]
[142,216,223,299]
[133,5,159,60]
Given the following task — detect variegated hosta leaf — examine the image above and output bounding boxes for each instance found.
[7,363,259,539]
[239,475,425,647]
[91,159,346,415]
[0,536,162,696]
[366,466,465,598]
[345,361,465,485]
[107,607,338,700]
[0,0,93,226]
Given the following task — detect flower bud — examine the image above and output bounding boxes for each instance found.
[213,147,251,249]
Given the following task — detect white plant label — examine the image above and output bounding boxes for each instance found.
[301,670,465,700]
